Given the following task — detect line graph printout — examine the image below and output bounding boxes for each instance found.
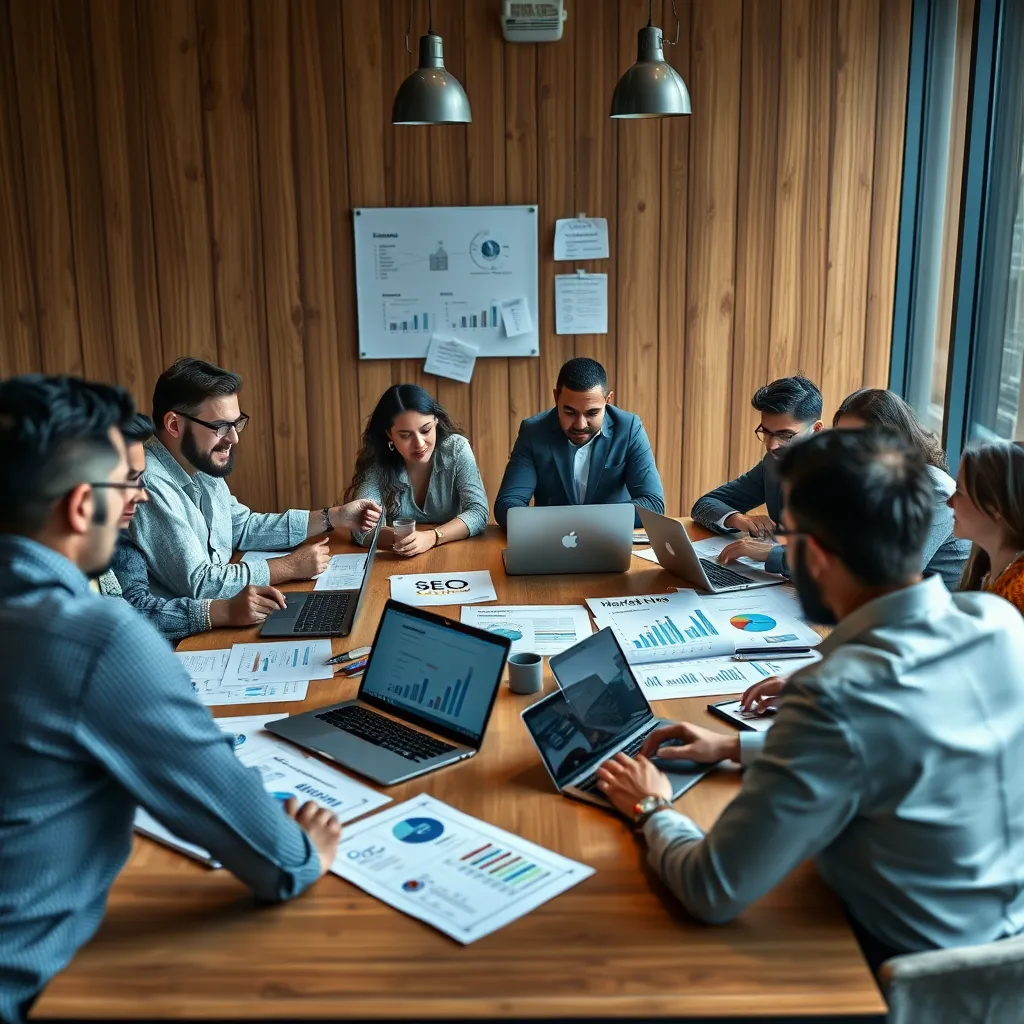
[354,206,539,359]
[222,640,334,685]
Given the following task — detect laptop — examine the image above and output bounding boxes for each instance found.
[266,600,511,786]
[521,627,712,809]
[503,504,634,575]
[637,506,782,593]
[259,520,381,638]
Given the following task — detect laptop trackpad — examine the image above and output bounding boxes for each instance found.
[272,594,305,622]
[656,758,713,798]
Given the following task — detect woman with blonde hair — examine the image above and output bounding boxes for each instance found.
[948,440,1024,612]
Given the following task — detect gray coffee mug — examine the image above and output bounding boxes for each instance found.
[507,652,544,695]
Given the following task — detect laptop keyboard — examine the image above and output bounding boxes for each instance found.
[293,593,351,634]
[315,705,456,762]
[575,729,652,793]
[699,557,754,590]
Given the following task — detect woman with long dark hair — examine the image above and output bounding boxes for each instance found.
[948,441,1024,613]
[833,388,970,589]
[345,384,488,557]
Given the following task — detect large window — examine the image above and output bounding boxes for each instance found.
[893,0,1024,465]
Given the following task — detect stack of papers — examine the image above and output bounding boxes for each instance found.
[460,605,593,656]
[135,713,392,865]
[331,794,593,943]
[177,639,334,707]
[585,591,821,699]
[390,570,497,607]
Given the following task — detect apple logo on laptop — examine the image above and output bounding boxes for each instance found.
[665,542,676,557]
[562,531,578,549]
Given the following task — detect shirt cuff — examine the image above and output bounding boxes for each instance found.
[188,599,213,637]
[716,511,740,530]
[738,731,767,766]
[642,808,705,870]
[286,508,311,545]
[247,559,271,588]
[765,544,789,577]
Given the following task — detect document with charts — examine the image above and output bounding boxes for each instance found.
[585,591,820,667]
[633,652,820,701]
[134,716,390,865]
[222,640,334,685]
[331,794,594,943]
[460,605,593,656]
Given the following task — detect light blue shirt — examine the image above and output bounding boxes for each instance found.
[644,576,1024,954]
[130,439,308,600]
[0,537,321,1024]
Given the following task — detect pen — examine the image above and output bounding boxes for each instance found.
[733,648,811,661]
[340,658,368,677]
[326,645,372,666]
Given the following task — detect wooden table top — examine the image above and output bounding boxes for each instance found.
[36,524,884,1020]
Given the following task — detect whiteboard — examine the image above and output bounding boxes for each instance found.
[353,206,539,360]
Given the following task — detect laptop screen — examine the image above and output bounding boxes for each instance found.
[359,603,509,747]
[522,628,652,787]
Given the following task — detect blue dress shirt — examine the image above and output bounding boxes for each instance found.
[643,576,1024,954]
[0,537,320,1024]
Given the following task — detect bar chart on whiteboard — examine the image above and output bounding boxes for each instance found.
[354,205,539,360]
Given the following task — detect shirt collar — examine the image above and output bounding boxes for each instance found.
[817,575,953,656]
[0,534,92,597]
[145,437,197,489]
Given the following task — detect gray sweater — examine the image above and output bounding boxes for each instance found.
[352,433,489,543]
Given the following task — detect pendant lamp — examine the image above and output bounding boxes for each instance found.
[392,0,471,126]
[610,0,690,119]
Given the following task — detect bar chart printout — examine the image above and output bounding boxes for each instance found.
[221,640,334,686]
[633,656,820,700]
[331,795,594,943]
[590,594,734,665]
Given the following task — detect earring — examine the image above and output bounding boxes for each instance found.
[388,441,394,451]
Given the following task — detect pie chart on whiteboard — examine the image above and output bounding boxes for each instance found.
[729,613,777,633]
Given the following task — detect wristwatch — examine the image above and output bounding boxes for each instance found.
[321,507,334,533]
[433,526,444,547]
[633,795,672,830]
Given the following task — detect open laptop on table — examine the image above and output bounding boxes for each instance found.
[260,520,380,638]
[637,506,782,593]
[503,503,634,575]
[266,600,511,786]
[521,627,712,809]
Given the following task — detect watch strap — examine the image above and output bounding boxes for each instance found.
[633,797,672,831]
[321,507,334,533]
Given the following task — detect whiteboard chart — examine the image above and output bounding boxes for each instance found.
[353,206,539,360]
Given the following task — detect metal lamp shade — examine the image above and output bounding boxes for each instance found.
[392,33,471,125]
[610,25,691,119]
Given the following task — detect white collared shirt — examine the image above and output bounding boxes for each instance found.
[570,436,596,503]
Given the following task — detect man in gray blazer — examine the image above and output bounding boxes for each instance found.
[494,357,665,529]
[690,375,823,575]
[597,428,1024,970]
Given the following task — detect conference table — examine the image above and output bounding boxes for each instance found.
[35,523,886,1022]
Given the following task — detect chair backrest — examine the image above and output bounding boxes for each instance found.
[881,935,1024,1024]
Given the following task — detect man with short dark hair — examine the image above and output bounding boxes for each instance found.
[597,429,1024,967]
[494,357,664,528]
[132,357,380,601]
[691,375,823,575]
[96,414,289,640]
[0,376,342,1024]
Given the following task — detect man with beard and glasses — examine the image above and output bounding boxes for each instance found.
[594,429,1024,970]
[493,357,664,529]
[94,413,289,640]
[131,358,380,601]
[691,375,823,576]
[0,376,342,1024]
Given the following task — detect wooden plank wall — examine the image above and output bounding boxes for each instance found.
[0,0,912,514]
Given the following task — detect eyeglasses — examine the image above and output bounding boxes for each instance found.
[175,411,249,438]
[754,425,803,445]
[89,480,148,496]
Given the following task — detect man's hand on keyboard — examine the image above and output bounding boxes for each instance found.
[717,537,773,565]
[284,797,342,876]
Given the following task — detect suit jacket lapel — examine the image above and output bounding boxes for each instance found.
[583,415,614,503]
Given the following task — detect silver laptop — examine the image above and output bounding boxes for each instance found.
[637,507,781,593]
[260,521,381,638]
[266,600,511,786]
[521,627,712,808]
[503,504,634,575]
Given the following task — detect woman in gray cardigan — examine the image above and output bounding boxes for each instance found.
[347,384,489,557]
